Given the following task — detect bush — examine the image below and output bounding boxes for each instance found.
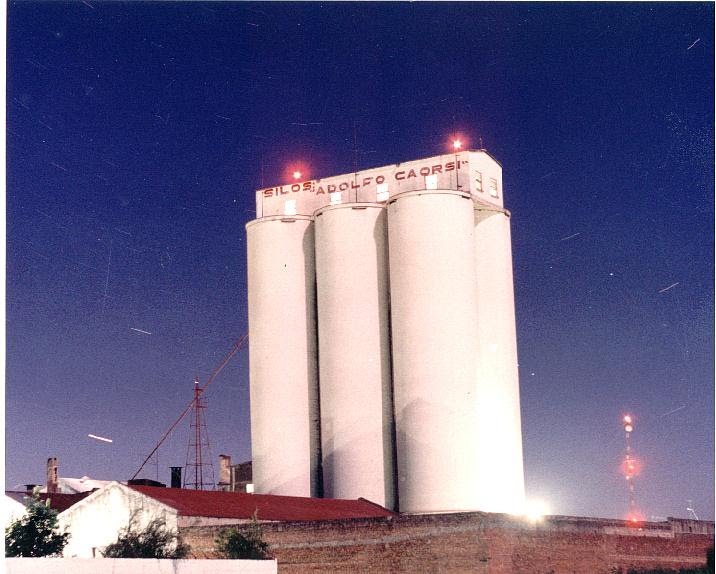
[216,514,271,560]
[5,490,70,557]
[102,514,190,558]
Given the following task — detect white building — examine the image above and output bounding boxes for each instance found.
[58,481,394,558]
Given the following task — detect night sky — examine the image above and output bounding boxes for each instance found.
[6,2,713,521]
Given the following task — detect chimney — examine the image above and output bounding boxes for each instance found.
[47,457,59,493]
[218,454,231,491]
[170,467,182,489]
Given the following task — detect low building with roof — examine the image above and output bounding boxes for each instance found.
[4,489,93,529]
[57,481,395,558]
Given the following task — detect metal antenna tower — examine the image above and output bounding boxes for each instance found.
[183,377,216,490]
[131,334,248,482]
[622,414,639,520]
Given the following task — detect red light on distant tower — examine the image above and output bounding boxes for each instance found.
[293,170,302,180]
[453,139,462,150]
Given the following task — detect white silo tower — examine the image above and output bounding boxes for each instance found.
[387,189,482,514]
[473,203,525,513]
[314,203,396,509]
[246,215,321,497]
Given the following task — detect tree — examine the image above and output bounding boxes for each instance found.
[5,490,70,557]
[215,513,272,560]
[102,514,190,558]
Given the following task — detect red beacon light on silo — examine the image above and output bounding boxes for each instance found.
[292,170,302,180]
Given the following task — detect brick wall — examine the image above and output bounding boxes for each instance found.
[181,512,714,573]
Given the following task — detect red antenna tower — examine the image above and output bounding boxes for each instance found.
[183,377,215,490]
[622,414,640,521]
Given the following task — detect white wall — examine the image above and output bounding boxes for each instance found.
[6,558,277,574]
[58,482,178,558]
[4,495,28,529]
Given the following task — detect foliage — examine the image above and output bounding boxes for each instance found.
[215,513,272,560]
[102,514,190,558]
[5,490,70,557]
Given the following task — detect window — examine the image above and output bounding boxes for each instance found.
[284,200,297,216]
[489,177,499,198]
[474,170,483,192]
[376,182,389,202]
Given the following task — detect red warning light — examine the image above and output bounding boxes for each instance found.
[626,511,645,526]
[449,133,469,152]
[284,162,310,184]
[623,414,634,433]
[620,456,642,478]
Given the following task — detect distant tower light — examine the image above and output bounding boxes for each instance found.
[453,139,462,150]
[293,170,302,180]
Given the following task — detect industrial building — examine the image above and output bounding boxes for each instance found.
[246,150,525,514]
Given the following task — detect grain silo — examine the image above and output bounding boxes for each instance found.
[314,203,396,509]
[387,189,482,514]
[248,150,525,514]
[246,215,321,497]
[473,203,525,513]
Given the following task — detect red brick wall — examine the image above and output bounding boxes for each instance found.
[181,512,714,573]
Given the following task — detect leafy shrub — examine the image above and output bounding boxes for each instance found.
[5,490,70,557]
[216,514,271,560]
[102,514,190,558]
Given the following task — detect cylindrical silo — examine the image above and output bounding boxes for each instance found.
[246,215,321,497]
[314,203,396,509]
[473,204,525,513]
[388,190,481,514]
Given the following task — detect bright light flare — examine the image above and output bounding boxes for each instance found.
[523,499,551,523]
[626,511,645,526]
[448,133,470,152]
[284,162,310,183]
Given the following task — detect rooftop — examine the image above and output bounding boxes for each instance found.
[128,485,396,521]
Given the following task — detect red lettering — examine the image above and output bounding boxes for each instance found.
[327,184,336,192]
[279,186,288,195]
[263,189,273,198]
[395,171,405,181]
[445,162,455,172]
[291,184,301,192]
[407,169,417,179]
[316,186,325,194]
[351,181,360,189]
[362,177,373,186]
[431,165,443,174]
[302,182,312,191]
[339,182,349,191]
[376,175,385,184]
[419,166,431,176]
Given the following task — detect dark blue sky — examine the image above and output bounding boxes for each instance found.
[6,2,713,520]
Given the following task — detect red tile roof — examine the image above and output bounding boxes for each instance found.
[128,485,395,521]
[5,491,92,513]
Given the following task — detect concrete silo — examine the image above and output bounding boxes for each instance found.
[388,190,481,514]
[314,203,396,509]
[473,203,525,513]
[246,215,321,497]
